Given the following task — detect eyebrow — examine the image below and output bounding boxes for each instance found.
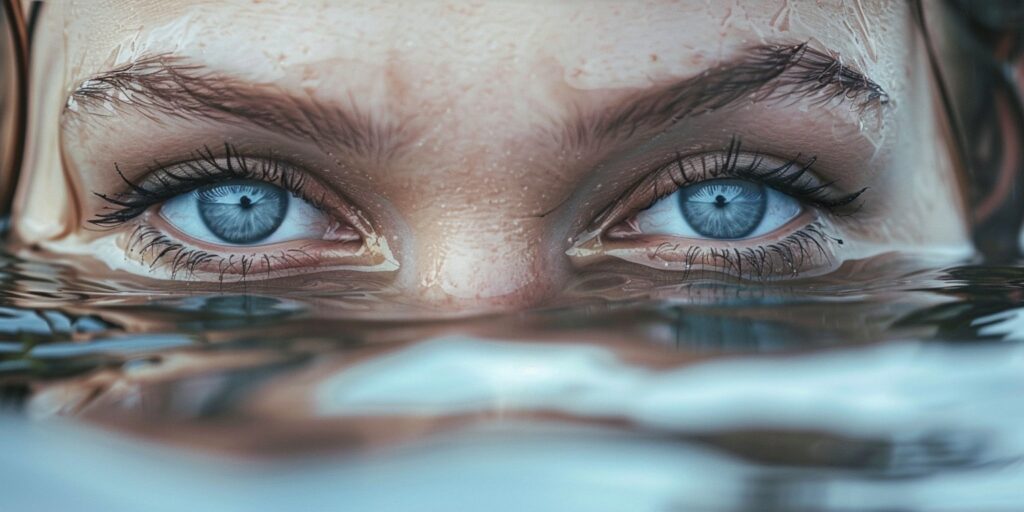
[65,42,887,161]
[64,55,408,162]
[559,42,890,152]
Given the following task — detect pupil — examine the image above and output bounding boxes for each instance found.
[196,180,289,244]
[678,179,767,239]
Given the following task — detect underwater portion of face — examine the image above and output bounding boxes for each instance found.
[8,0,971,314]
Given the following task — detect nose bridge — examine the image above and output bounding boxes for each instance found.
[384,140,567,311]
[381,70,572,311]
[402,209,564,311]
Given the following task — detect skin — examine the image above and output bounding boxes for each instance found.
[7,0,970,315]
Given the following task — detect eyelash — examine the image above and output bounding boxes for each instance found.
[615,136,866,222]
[90,143,322,228]
[638,221,843,281]
[89,143,342,280]
[91,139,856,282]
[123,225,321,280]
[595,137,860,280]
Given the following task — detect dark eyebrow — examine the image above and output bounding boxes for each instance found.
[64,54,408,163]
[560,42,890,151]
[66,43,887,162]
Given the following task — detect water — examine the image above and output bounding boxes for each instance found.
[1,246,1023,511]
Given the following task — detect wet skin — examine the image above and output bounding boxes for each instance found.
[8,0,970,314]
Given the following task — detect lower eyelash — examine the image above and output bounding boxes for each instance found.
[654,221,842,282]
[126,225,318,281]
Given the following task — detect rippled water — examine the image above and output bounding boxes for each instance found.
[1,245,1023,511]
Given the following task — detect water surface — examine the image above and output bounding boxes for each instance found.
[1,247,1022,511]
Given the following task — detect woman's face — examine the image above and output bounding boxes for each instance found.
[11,0,970,314]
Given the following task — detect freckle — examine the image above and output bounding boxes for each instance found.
[649,54,658,62]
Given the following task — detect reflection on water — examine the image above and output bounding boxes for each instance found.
[1,247,1023,511]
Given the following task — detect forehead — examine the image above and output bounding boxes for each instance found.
[61,1,907,93]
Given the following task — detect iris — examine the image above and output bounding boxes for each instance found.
[195,180,289,244]
[679,179,766,239]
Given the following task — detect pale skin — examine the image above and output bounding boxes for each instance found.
[8,0,970,315]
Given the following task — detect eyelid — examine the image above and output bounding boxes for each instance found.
[90,143,376,240]
[124,220,388,281]
[567,139,860,281]
[86,143,402,280]
[590,139,865,235]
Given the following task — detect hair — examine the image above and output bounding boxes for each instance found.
[922,0,1024,261]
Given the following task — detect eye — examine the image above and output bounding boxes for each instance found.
[160,180,329,246]
[573,139,867,280]
[633,179,802,240]
[89,145,394,281]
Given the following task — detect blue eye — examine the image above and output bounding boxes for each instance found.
[634,179,802,240]
[160,180,330,246]
[196,181,288,244]
[680,180,766,239]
